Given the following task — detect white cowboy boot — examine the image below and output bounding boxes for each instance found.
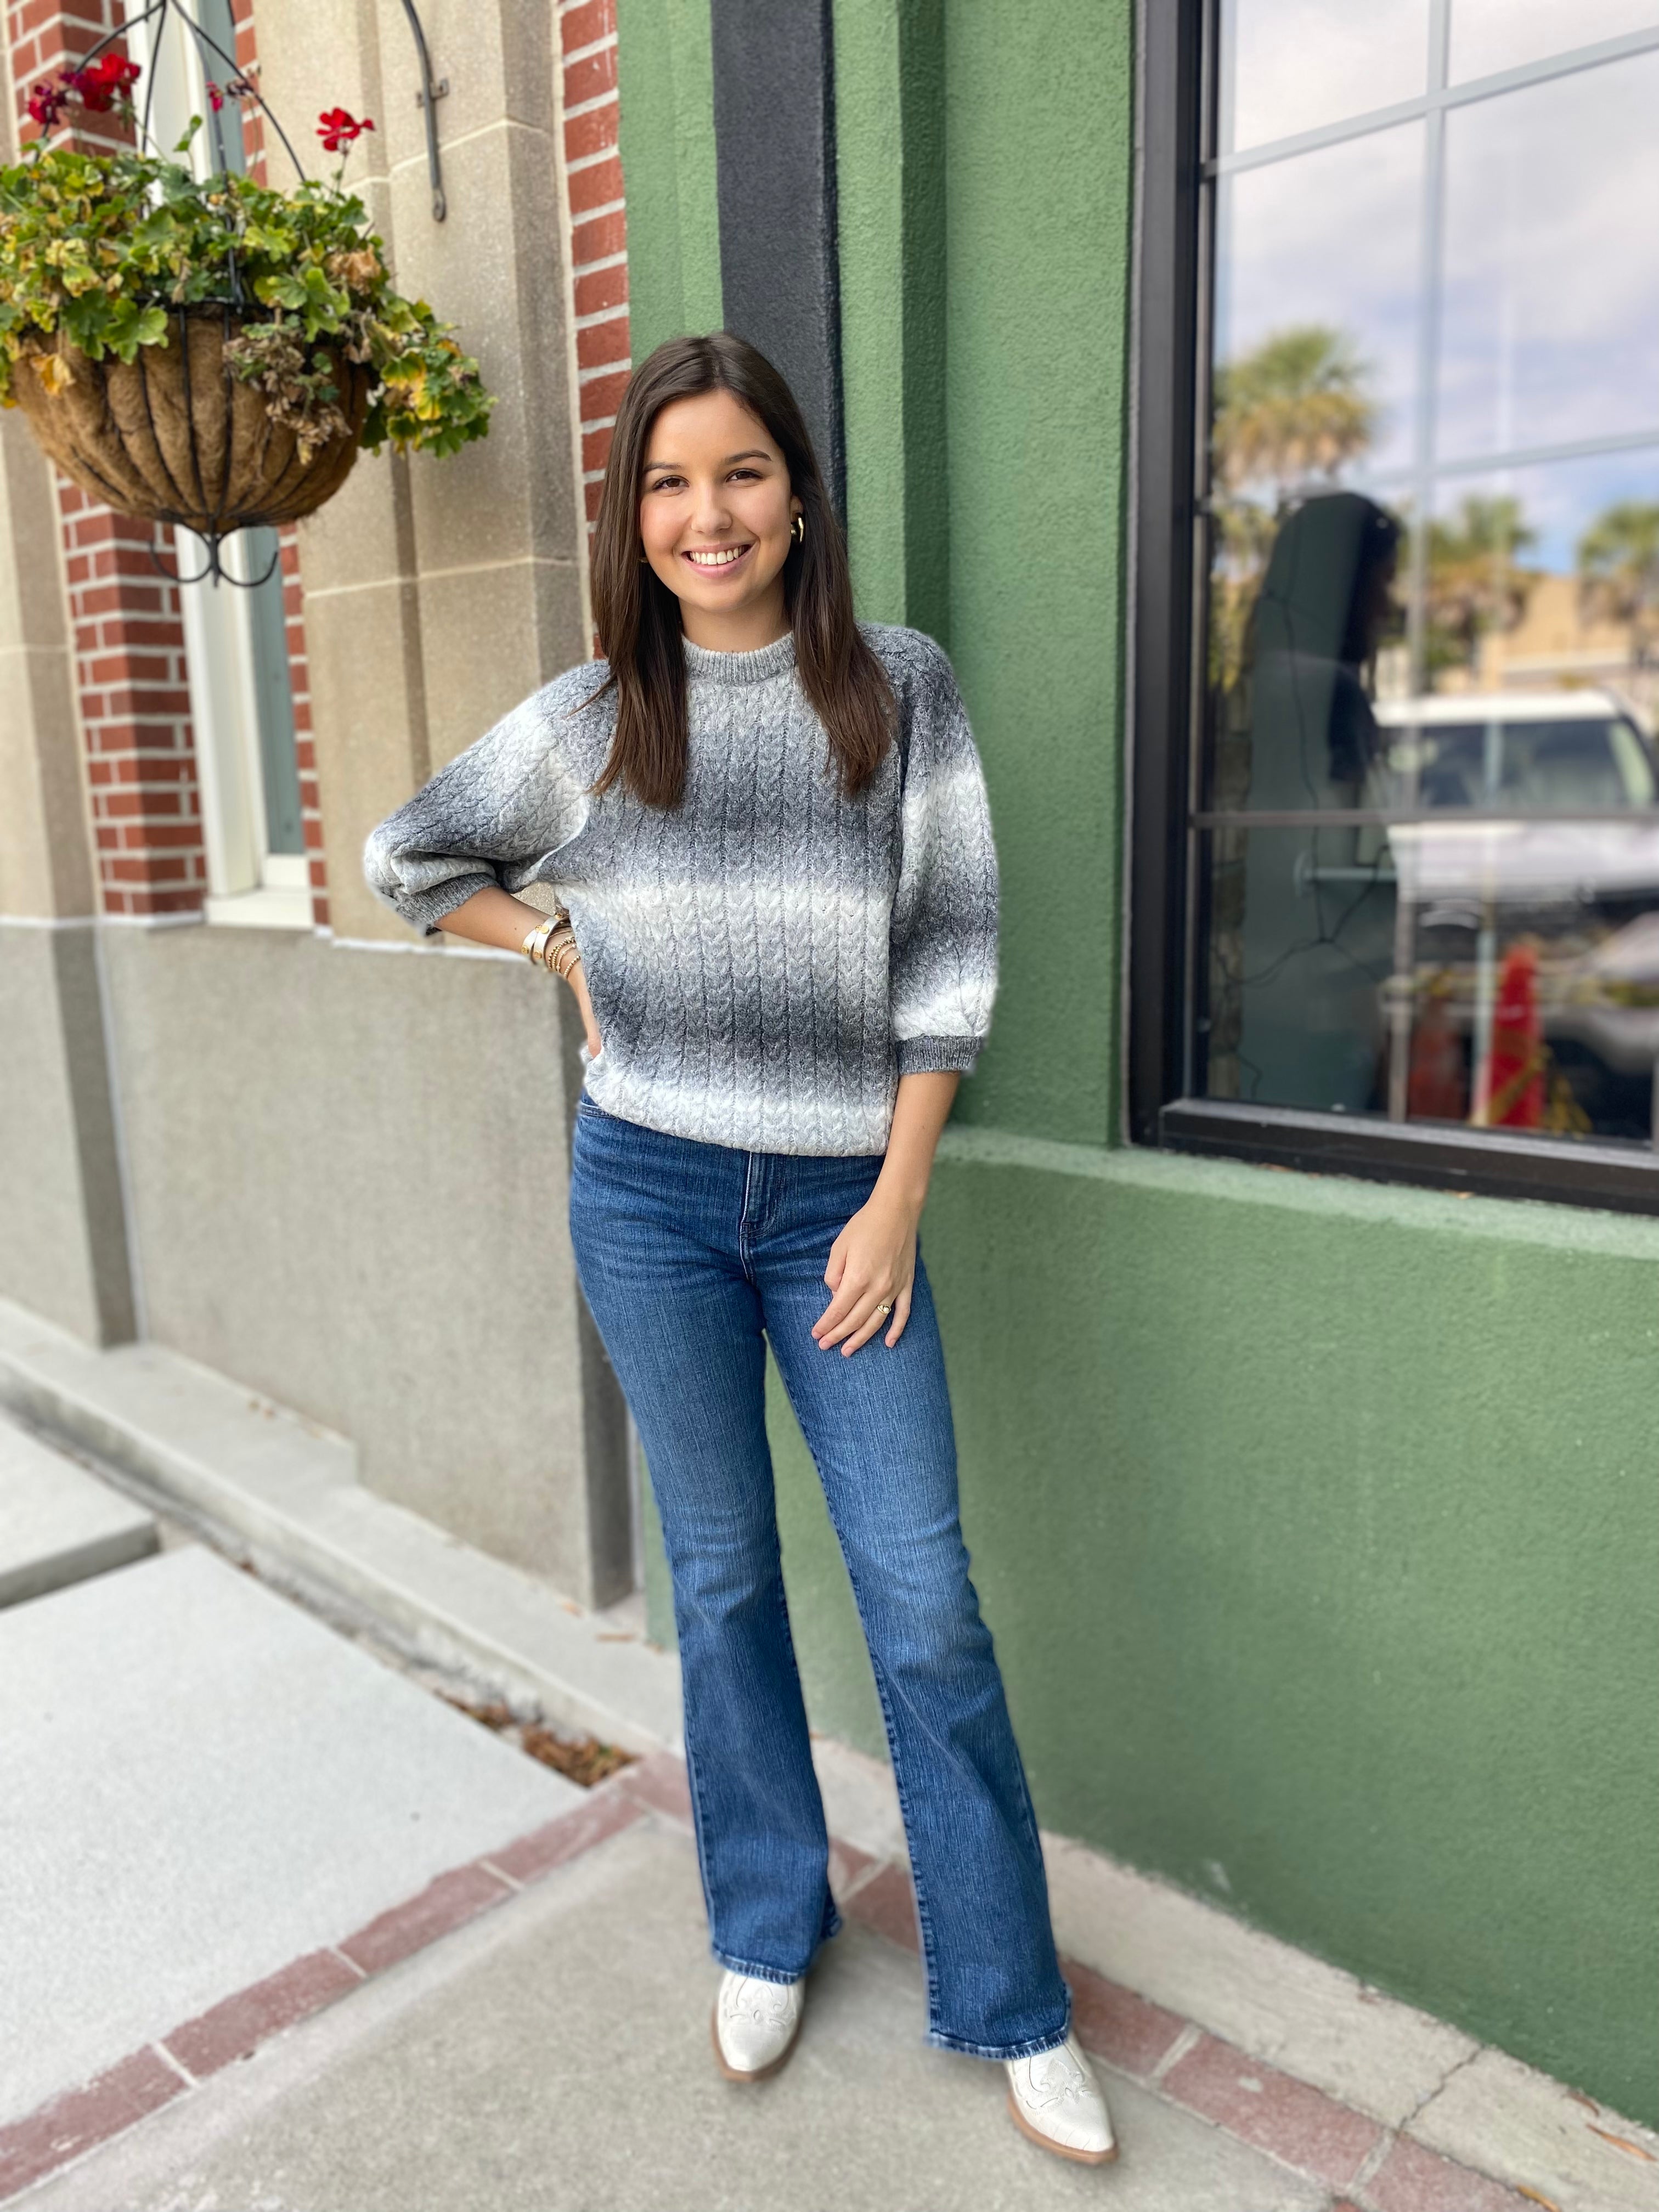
[1006,2030,1119,2164]
[710,1969,805,2082]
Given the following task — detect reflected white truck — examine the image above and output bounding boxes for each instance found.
[1373,690,1659,1105]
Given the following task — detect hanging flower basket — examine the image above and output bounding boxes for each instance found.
[1,40,494,578]
[12,304,375,534]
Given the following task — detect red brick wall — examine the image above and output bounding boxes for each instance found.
[8,0,326,922]
[560,0,630,534]
[65,495,206,915]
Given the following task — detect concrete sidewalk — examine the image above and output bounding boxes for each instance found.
[14,1808,1328,2212]
[0,1537,583,2153]
[12,1731,1657,2212]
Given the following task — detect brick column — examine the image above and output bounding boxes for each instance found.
[560,0,631,533]
[63,494,206,916]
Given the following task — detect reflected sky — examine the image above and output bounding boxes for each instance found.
[1438,51,1659,463]
[1215,122,1423,480]
[1449,0,1659,82]
[1220,0,1426,151]
[1214,50,1659,500]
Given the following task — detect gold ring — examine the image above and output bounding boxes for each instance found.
[876,1301,893,1317]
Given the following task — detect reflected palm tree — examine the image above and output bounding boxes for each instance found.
[1577,500,1659,673]
[1425,495,1537,682]
[1210,325,1378,691]
[1212,324,1378,498]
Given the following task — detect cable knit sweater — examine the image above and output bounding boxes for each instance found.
[363,623,999,1155]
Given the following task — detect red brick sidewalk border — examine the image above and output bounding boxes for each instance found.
[0,1752,1550,2209]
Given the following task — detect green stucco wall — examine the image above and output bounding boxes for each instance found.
[772,1143,1659,2124]
[614,0,1659,2125]
[613,0,723,355]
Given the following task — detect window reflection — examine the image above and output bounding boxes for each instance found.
[1449,0,1659,84]
[1439,50,1659,461]
[1226,492,1404,810]
[1220,0,1427,153]
[1425,455,1659,713]
[1203,459,1659,1136]
[1204,495,1407,1115]
[1215,124,1421,481]
[1200,20,1659,1150]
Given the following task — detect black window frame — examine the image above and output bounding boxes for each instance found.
[1126,0,1659,1220]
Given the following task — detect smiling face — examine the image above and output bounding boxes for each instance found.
[637,387,804,651]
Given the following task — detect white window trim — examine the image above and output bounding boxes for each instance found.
[127,0,312,930]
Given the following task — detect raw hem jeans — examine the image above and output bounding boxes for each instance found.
[566,1091,1071,2062]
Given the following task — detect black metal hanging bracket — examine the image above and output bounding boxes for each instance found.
[399,0,448,221]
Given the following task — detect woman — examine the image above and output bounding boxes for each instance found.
[364,331,1115,2166]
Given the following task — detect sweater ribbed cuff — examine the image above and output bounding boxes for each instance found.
[896,1033,983,1076]
[403,869,498,936]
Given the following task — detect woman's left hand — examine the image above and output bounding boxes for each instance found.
[813,1183,920,1355]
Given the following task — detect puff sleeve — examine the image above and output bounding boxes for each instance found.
[363,673,596,935]
[887,637,1001,1076]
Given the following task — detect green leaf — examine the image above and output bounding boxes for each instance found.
[61,292,112,356]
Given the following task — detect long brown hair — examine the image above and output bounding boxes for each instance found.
[585,332,895,808]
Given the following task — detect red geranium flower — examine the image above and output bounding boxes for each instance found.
[206,80,224,111]
[318,105,374,154]
[26,78,69,129]
[68,52,140,112]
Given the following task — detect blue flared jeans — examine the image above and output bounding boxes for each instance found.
[566,1090,1071,2061]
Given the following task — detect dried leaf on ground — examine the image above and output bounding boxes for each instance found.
[1587,2126,1656,2164]
[520,1726,635,1788]
[437,1692,515,1731]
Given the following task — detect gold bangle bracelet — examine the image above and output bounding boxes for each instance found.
[522,917,558,967]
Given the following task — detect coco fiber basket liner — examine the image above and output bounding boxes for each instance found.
[13,303,373,537]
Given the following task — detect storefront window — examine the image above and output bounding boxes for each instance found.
[1197,7,1659,1153]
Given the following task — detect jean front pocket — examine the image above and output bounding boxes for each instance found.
[574,1089,632,1134]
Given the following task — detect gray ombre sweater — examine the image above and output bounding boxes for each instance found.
[363,624,1000,1155]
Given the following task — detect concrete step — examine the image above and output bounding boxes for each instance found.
[0,1413,157,1607]
[0,1295,681,1754]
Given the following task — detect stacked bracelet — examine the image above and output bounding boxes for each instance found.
[521,909,583,980]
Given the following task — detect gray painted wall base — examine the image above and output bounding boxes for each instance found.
[92,922,631,1606]
[0,924,134,1346]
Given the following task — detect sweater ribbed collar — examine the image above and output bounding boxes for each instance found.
[681,629,797,687]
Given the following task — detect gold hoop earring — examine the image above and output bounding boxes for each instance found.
[792,515,805,545]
